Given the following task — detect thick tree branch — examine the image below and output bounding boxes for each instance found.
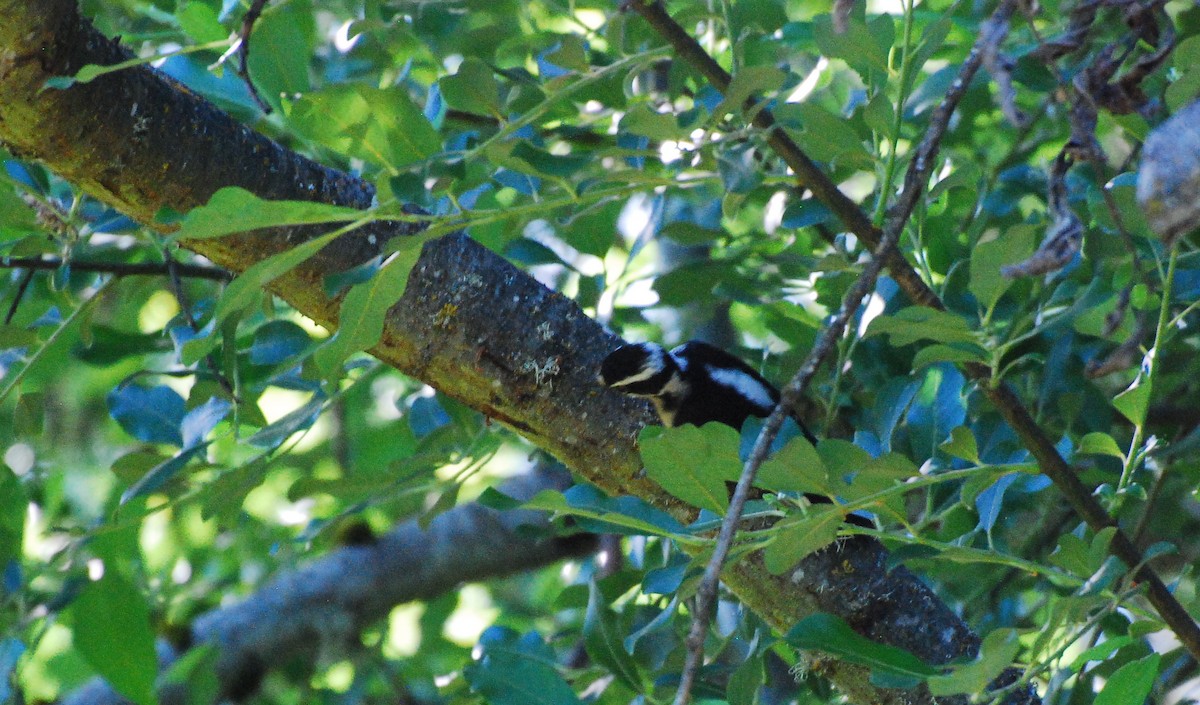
[61,468,593,705]
[627,0,1200,663]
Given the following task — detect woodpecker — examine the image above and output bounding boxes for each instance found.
[598,341,817,443]
[600,340,871,528]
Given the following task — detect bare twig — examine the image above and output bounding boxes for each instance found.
[3,268,35,325]
[237,0,274,114]
[1,256,231,281]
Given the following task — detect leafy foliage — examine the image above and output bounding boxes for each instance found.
[3,0,1200,703]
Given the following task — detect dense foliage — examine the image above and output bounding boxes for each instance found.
[3,0,1200,703]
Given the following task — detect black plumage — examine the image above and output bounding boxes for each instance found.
[599,341,816,442]
[600,340,871,528]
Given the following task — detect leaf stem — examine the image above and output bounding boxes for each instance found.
[1118,243,1177,491]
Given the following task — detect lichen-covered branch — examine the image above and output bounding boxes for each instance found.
[61,468,593,705]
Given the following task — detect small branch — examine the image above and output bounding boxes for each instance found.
[4,268,35,324]
[61,468,592,705]
[236,0,274,114]
[0,256,232,281]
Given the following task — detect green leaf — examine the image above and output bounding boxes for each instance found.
[1077,432,1125,459]
[927,629,1019,696]
[246,0,314,101]
[940,426,980,464]
[1094,653,1160,705]
[161,644,220,705]
[969,225,1037,308]
[463,628,582,705]
[727,651,764,705]
[763,510,841,574]
[177,2,226,43]
[288,84,440,169]
[1068,636,1134,671]
[313,238,425,374]
[620,104,681,140]
[782,103,873,170]
[813,14,893,88]
[0,465,24,568]
[756,436,831,495]
[912,343,989,369]
[439,58,502,117]
[508,141,592,179]
[866,307,980,347]
[639,423,742,515]
[712,65,786,120]
[584,582,644,692]
[173,187,363,242]
[784,613,937,681]
[1113,379,1151,426]
[183,211,358,360]
[70,573,159,705]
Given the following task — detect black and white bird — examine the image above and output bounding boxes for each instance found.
[600,340,872,528]
[598,340,817,443]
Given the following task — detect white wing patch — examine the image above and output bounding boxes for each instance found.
[707,366,775,408]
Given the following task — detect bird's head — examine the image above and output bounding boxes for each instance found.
[598,342,679,396]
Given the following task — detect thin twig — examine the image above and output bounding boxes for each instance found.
[4,268,35,324]
[237,0,274,114]
[1,256,232,281]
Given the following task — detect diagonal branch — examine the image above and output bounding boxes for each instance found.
[626,0,1200,663]
[61,468,593,705]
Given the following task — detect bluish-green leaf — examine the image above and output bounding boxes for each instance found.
[247,396,325,449]
[120,442,210,504]
[181,397,231,449]
[249,320,313,365]
[523,485,686,537]
[970,225,1036,308]
[584,581,644,692]
[463,628,581,705]
[108,384,186,446]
